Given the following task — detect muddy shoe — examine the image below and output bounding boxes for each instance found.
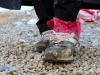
[34,30,51,52]
[44,32,79,62]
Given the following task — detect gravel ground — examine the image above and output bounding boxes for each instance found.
[0,10,100,75]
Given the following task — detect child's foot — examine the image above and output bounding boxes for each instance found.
[44,32,78,62]
[34,30,51,52]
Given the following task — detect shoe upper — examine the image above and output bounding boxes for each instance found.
[41,30,51,41]
[34,30,51,52]
[44,31,79,61]
[49,30,79,48]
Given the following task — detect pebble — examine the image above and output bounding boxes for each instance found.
[1,8,100,75]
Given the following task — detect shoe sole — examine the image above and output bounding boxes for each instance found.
[44,55,73,62]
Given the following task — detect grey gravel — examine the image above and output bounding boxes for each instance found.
[0,10,100,75]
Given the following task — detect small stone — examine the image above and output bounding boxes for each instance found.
[95,70,100,75]
[33,39,36,42]
[77,71,84,75]
[19,39,26,44]
[0,72,6,75]
[48,73,53,75]
[69,67,74,71]
[6,70,16,74]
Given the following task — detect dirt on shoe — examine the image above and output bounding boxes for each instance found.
[34,30,51,52]
[44,46,74,62]
[34,40,49,52]
[44,32,78,62]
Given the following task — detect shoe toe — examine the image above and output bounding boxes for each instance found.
[34,41,49,52]
[44,46,72,60]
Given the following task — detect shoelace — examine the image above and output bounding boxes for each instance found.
[50,30,77,47]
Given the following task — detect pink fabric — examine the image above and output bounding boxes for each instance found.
[47,17,81,39]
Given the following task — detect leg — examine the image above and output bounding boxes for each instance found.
[34,0,54,52]
[81,2,100,9]
[54,0,100,22]
[34,0,54,33]
[44,0,82,62]
[0,0,21,10]
[44,1,100,62]
[54,0,82,22]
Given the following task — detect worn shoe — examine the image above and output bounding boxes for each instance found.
[34,30,51,52]
[44,31,78,62]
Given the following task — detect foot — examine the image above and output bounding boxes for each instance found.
[44,32,78,62]
[34,30,51,52]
